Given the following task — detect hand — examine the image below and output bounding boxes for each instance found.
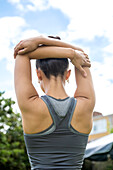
[14,36,43,58]
[71,50,91,77]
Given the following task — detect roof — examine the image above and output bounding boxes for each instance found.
[93,111,103,117]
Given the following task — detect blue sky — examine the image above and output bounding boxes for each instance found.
[0,0,113,115]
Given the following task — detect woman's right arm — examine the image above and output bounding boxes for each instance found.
[73,67,95,134]
[14,36,84,57]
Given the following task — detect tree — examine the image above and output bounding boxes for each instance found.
[0,92,30,169]
[110,128,113,133]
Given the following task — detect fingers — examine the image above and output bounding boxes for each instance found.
[86,56,89,59]
[84,61,91,68]
[14,41,24,58]
[79,66,87,77]
[86,62,91,67]
[83,52,88,56]
[86,59,90,64]
[14,47,28,58]
[83,52,89,59]
[18,48,28,55]
[84,54,91,67]
[15,43,23,53]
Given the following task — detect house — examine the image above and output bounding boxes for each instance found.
[89,112,113,141]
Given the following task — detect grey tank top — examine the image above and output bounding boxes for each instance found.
[24,95,88,170]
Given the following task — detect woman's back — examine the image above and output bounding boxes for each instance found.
[24,95,88,169]
[14,35,95,169]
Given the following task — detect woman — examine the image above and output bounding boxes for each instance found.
[14,36,95,169]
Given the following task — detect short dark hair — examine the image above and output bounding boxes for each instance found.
[36,36,69,79]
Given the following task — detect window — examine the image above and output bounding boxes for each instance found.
[90,119,107,134]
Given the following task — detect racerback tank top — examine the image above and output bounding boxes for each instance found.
[24,95,89,170]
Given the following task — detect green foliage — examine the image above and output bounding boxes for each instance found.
[0,92,30,170]
[110,128,113,133]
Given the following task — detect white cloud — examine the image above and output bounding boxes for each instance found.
[19,29,41,39]
[0,16,42,74]
[104,43,113,54]
[0,17,27,82]
[8,0,20,3]
[0,16,26,60]
[7,0,113,42]
[49,0,113,42]
[91,57,113,115]
[26,0,50,11]
[8,0,24,10]
[8,0,50,11]
[7,0,113,41]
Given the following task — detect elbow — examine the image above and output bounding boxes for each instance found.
[89,93,96,112]
[93,93,96,110]
[86,89,96,109]
[91,98,96,112]
[91,89,96,107]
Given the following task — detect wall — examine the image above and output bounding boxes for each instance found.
[89,114,113,141]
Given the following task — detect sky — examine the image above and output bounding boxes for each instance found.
[0,0,113,116]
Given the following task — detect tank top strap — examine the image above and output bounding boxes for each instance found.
[41,95,61,126]
[41,95,77,128]
[64,97,77,125]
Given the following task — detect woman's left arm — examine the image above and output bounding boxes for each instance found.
[14,55,39,113]
[14,46,75,113]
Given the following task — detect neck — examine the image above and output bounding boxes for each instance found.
[44,76,68,99]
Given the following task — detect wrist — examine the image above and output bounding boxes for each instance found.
[35,35,44,46]
[69,49,75,61]
[38,36,59,46]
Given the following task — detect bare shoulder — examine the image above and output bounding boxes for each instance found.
[21,97,48,116]
[21,97,53,134]
[71,97,94,135]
